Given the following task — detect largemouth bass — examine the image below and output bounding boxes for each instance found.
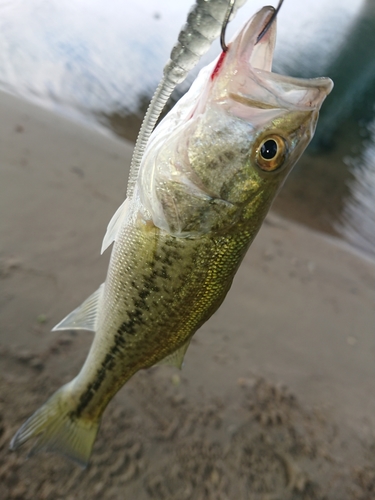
[10,6,333,466]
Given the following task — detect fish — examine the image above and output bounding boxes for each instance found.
[10,5,333,467]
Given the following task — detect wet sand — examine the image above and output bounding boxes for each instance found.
[1,92,375,499]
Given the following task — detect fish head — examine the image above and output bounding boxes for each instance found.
[193,5,333,206]
[138,6,333,236]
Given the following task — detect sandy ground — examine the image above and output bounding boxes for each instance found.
[0,91,375,499]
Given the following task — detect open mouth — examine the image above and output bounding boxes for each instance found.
[224,6,333,111]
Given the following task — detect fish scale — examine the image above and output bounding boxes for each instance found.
[73,218,260,424]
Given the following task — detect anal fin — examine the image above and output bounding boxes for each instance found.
[52,284,104,333]
[157,340,190,370]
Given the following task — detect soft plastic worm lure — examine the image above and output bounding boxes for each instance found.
[126,0,247,199]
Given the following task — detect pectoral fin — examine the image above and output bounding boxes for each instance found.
[101,198,129,254]
[52,284,104,332]
[157,340,190,370]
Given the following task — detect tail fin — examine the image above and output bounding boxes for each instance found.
[10,384,100,467]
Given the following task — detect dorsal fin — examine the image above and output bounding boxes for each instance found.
[101,199,129,255]
[52,284,104,333]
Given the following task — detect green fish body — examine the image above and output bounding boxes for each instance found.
[10,6,333,466]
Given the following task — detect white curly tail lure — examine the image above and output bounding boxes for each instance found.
[126,0,248,199]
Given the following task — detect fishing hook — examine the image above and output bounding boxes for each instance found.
[220,0,235,52]
[221,0,285,51]
[256,0,284,44]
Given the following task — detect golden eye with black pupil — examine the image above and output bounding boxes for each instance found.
[255,135,286,172]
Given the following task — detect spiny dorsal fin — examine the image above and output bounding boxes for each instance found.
[101,198,129,254]
[52,284,104,333]
[157,340,190,370]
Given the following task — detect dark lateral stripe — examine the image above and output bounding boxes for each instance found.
[71,240,180,418]
[71,329,127,418]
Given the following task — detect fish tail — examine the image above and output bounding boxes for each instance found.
[9,383,99,468]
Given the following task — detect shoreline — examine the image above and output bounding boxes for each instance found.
[3,87,373,261]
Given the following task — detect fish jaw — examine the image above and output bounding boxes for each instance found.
[205,6,333,124]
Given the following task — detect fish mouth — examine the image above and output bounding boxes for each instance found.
[225,6,333,111]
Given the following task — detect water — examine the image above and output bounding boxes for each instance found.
[0,0,373,258]
[338,120,375,256]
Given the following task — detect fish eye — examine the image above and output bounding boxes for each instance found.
[255,135,287,172]
[261,139,278,159]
